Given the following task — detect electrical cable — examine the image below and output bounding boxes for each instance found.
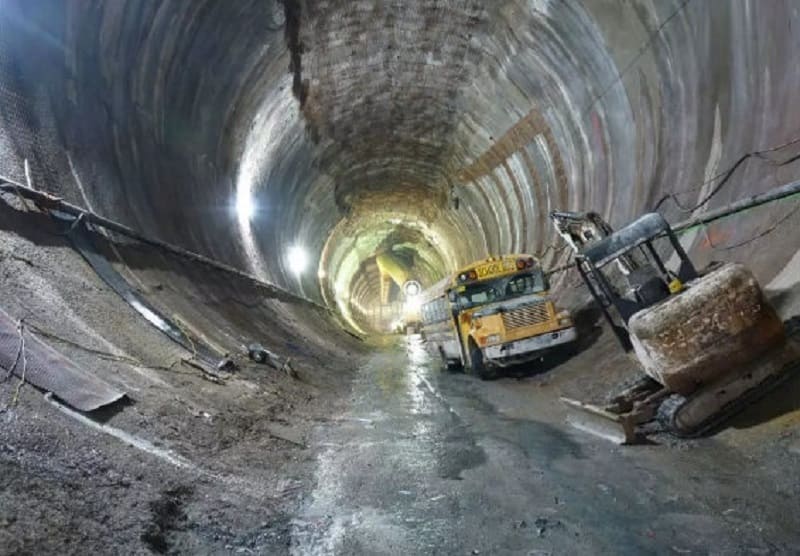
[582,0,693,118]
[10,320,27,407]
[0,319,27,413]
[704,203,800,252]
[652,135,800,213]
[545,187,800,285]
[22,321,222,378]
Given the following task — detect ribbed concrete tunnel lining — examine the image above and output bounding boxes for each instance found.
[1,0,800,334]
[4,3,800,554]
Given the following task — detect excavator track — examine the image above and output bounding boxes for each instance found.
[658,358,800,438]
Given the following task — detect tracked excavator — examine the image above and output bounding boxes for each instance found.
[550,210,800,444]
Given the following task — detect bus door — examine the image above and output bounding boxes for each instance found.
[447,289,469,365]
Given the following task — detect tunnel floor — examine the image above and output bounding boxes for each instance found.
[292,336,800,555]
[0,198,362,554]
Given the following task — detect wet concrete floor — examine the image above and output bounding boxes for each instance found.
[291,336,800,555]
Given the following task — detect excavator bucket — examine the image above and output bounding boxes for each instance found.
[561,397,638,445]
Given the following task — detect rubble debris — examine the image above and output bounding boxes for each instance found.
[140,485,194,554]
[0,252,35,267]
[248,343,273,365]
[533,517,564,538]
[248,343,299,379]
[216,357,237,373]
[535,517,548,537]
[179,358,226,384]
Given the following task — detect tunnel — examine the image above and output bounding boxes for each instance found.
[1,1,800,553]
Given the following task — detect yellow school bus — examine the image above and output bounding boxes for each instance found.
[420,254,577,379]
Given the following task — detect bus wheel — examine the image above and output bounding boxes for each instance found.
[469,343,493,380]
[438,348,450,371]
[450,358,463,371]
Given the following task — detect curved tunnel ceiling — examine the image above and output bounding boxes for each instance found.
[1,0,800,333]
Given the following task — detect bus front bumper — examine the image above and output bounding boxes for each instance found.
[483,327,578,367]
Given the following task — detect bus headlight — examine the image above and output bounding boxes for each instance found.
[556,310,572,327]
[486,334,501,345]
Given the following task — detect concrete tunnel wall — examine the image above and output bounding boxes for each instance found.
[1,0,800,337]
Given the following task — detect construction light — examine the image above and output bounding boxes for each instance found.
[405,295,422,313]
[403,280,421,298]
[236,189,255,221]
[516,257,535,270]
[287,245,309,276]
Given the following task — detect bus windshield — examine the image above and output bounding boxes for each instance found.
[456,270,548,310]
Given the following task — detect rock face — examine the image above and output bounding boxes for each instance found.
[629,263,786,394]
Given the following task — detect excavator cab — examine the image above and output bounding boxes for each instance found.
[574,213,699,351]
[551,210,799,444]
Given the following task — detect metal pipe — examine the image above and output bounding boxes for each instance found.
[546,179,800,277]
[0,179,329,311]
[671,179,800,233]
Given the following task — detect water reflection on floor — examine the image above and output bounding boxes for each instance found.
[291,335,800,555]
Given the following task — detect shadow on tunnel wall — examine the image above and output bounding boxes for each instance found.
[0,197,68,248]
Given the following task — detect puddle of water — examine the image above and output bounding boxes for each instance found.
[291,336,486,553]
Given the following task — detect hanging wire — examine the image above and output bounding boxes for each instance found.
[544,187,800,285]
[652,135,800,213]
[0,319,28,413]
[10,320,28,407]
[703,202,800,252]
[582,0,693,119]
